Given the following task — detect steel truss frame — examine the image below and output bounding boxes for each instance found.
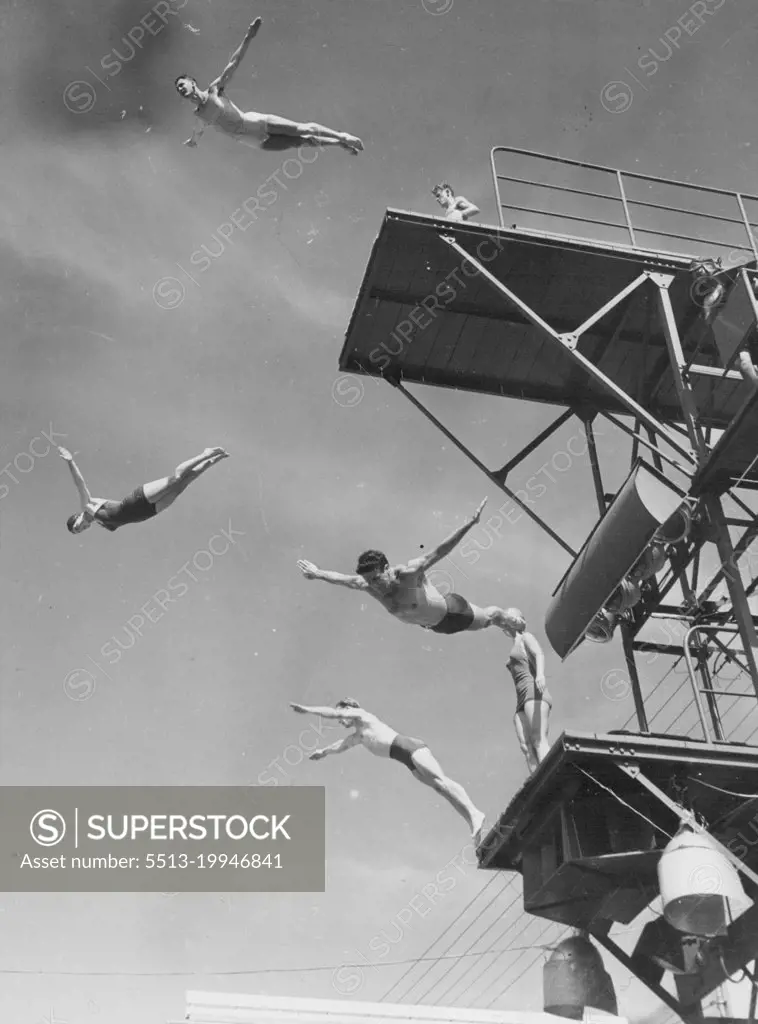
[591,755,758,1022]
[382,235,758,740]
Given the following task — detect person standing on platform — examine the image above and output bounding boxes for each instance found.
[503,608,552,774]
[738,330,758,389]
[297,498,510,636]
[432,183,480,223]
[290,698,486,841]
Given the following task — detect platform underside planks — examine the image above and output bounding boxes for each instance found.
[340,211,755,430]
[479,728,758,875]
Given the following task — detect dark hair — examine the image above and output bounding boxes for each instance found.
[66,514,79,534]
[336,698,361,709]
[356,549,389,575]
[175,74,196,89]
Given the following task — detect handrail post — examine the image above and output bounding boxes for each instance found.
[616,171,637,248]
[735,193,758,262]
[490,147,505,230]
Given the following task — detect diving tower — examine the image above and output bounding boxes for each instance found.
[340,149,758,1022]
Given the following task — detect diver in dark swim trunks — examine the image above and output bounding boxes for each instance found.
[503,608,552,774]
[59,446,229,535]
[297,498,508,635]
[290,698,485,840]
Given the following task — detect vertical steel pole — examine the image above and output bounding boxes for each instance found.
[622,626,649,733]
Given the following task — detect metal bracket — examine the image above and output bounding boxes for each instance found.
[560,332,578,351]
[646,271,675,289]
[616,760,758,888]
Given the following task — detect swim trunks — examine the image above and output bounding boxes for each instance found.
[429,593,475,634]
[94,487,158,532]
[507,640,552,712]
[389,735,428,773]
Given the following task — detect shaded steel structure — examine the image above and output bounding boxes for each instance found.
[477,730,758,1023]
[339,149,758,1021]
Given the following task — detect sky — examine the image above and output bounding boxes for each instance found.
[1,0,757,1021]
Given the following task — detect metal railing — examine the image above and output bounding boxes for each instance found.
[491,147,758,263]
[683,624,758,743]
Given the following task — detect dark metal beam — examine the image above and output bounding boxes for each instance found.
[599,410,692,479]
[622,624,650,732]
[588,927,699,1023]
[439,235,697,465]
[684,901,758,1005]
[493,408,574,481]
[391,380,577,558]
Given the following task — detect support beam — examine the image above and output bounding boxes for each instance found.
[390,379,577,557]
[646,426,665,474]
[622,624,650,732]
[694,519,758,607]
[631,641,687,656]
[651,272,709,462]
[584,417,606,515]
[703,495,758,663]
[616,762,758,889]
[572,271,649,338]
[683,900,758,1006]
[588,927,700,1023]
[690,363,745,382]
[439,235,697,466]
[493,408,574,481]
[600,410,692,479]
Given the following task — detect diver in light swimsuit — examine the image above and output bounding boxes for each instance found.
[503,608,552,774]
[175,16,363,155]
[59,446,229,535]
[290,698,485,840]
[297,498,509,636]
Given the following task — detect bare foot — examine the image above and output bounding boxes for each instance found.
[489,609,509,631]
[471,811,486,845]
[341,134,363,154]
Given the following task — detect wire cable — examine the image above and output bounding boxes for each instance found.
[0,947,573,979]
[382,872,514,1002]
[428,891,547,1006]
[405,881,521,1004]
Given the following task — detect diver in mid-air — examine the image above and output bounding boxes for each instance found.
[59,446,229,534]
[297,498,510,636]
[290,697,486,840]
[175,16,363,154]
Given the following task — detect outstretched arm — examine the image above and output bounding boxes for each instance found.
[183,118,206,148]
[403,498,487,574]
[456,197,480,220]
[297,560,368,591]
[290,702,363,721]
[58,447,93,511]
[210,16,262,91]
[524,632,547,690]
[310,734,361,760]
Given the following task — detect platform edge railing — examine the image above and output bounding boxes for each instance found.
[491,146,758,261]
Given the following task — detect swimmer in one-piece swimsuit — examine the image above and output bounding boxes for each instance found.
[507,637,552,712]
